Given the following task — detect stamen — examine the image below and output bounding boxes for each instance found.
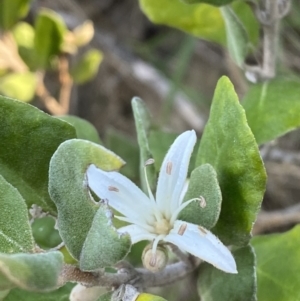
[178,223,187,236]
[166,161,172,175]
[170,196,206,225]
[115,215,154,233]
[145,158,155,166]
[151,234,166,256]
[108,186,119,192]
[198,226,207,235]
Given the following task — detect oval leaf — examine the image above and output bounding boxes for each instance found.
[252,225,300,301]
[196,76,266,246]
[0,251,63,292]
[80,204,131,271]
[0,96,76,214]
[49,139,125,260]
[198,245,256,301]
[243,77,300,145]
[0,175,34,254]
[178,164,222,229]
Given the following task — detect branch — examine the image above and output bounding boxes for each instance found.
[253,203,300,234]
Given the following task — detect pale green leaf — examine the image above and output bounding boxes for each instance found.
[131,97,156,193]
[80,204,131,271]
[71,49,103,84]
[0,0,31,30]
[0,252,63,292]
[0,175,34,254]
[220,6,249,67]
[0,72,37,102]
[179,164,222,229]
[199,245,256,301]
[196,76,266,246]
[243,77,300,145]
[34,9,66,68]
[0,96,76,214]
[56,115,102,144]
[49,139,125,260]
[252,225,300,301]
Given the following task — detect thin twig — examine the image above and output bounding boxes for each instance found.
[253,203,300,234]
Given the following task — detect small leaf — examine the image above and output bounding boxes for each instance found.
[131,97,156,193]
[0,72,37,102]
[0,252,63,292]
[49,139,125,260]
[80,204,131,271]
[196,76,266,246]
[243,77,300,145]
[0,175,34,254]
[73,21,94,47]
[0,0,31,30]
[0,96,76,214]
[179,164,222,229]
[198,245,256,301]
[56,115,102,144]
[4,283,74,301]
[252,225,300,301]
[34,9,66,68]
[220,6,249,67]
[71,49,103,84]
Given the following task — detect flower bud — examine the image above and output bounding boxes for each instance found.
[142,244,168,273]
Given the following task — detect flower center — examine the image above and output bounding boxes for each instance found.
[154,218,171,235]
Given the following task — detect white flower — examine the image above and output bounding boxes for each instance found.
[87,130,237,274]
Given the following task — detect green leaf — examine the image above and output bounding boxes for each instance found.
[80,204,131,271]
[34,9,66,68]
[4,284,74,301]
[139,0,258,46]
[243,77,300,145]
[198,245,256,301]
[105,129,139,180]
[178,164,222,229]
[131,97,156,193]
[0,72,37,102]
[56,115,102,144]
[0,175,34,254]
[0,0,31,30]
[0,251,63,292]
[182,0,232,5]
[220,6,249,67]
[71,49,103,84]
[0,96,76,214]
[49,139,125,260]
[196,76,266,246]
[252,225,300,301]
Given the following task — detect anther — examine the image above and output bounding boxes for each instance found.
[145,158,155,166]
[199,196,206,208]
[178,223,187,236]
[108,186,119,192]
[198,226,207,235]
[166,162,173,175]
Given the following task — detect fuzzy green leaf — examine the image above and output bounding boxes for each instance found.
[0,96,76,214]
[49,139,125,260]
[4,284,74,301]
[0,252,63,292]
[80,204,131,271]
[179,164,222,229]
[243,77,300,145]
[196,76,266,246]
[139,0,258,46]
[34,9,66,68]
[56,115,102,144]
[252,225,300,301]
[71,49,103,84]
[220,6,249,67]
[0,175,34,254]
[131,97,156,193]
[198,245,256,301]
[0,72,37,102]
[0,0,31,30]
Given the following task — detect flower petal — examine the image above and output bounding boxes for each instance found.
[118,224,156,244]
[156,130,197,219]
[164,220,237,274]
[87,164,154,224]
